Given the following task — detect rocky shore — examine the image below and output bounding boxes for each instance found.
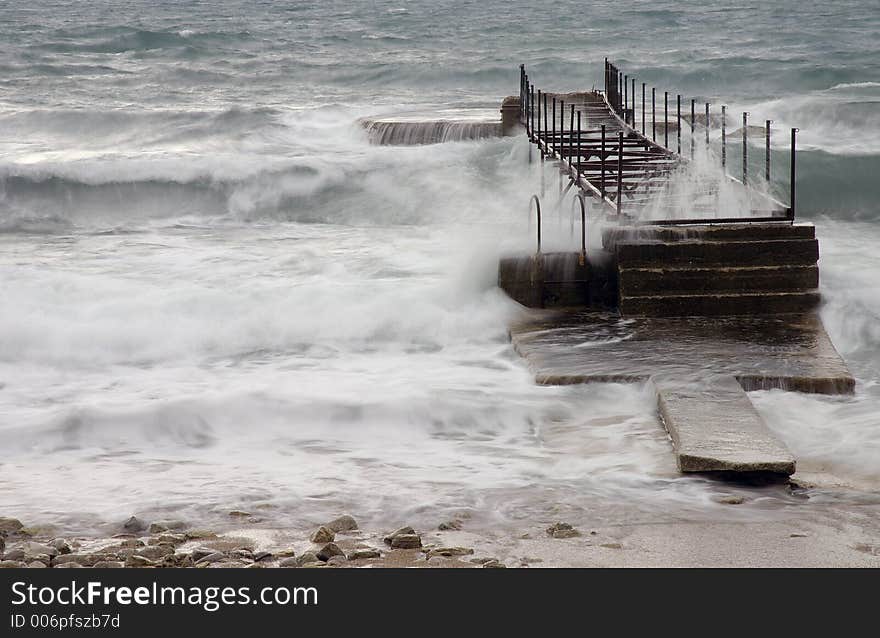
[3,505,879,568]
[0,513,527,569]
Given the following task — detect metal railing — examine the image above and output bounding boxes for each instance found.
[519,61,799,225]
[602,59,797,222]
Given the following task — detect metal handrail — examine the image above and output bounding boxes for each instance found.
[529,194,542,254]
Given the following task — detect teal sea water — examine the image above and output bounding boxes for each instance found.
[1,1,878,534]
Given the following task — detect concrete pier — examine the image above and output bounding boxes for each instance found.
[654,375,795,474]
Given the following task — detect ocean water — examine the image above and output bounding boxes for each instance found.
[1,0,879,535]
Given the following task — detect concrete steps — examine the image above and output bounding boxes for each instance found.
[605,223,821,316]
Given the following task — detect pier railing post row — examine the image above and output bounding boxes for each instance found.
[765,120,771,182]
[652,87,656,142]
[569,103,575,171]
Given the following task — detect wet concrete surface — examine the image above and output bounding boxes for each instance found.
[510,310,854,394]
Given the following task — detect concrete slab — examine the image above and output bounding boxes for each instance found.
[509,310,854,394]
[653,375,795,474]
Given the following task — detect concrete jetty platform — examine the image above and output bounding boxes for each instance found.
[654,375,795,474]
[508,310,853,475]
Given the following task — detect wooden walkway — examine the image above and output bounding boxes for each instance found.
[518,60,793,222]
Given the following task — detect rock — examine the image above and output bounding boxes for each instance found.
[438,520,463,531]
[316,543,344,562]
[546,522,581,539]
[790,533,808,538]
[427,547,474,558]
[136,545,174,561]
[184,530,217,540]
[93,561,124,568]
[50,539,72,555]
[310,526,335,544]
[0,560,27,568]
[126,555,158,568]
[469,557,496,565]
[54,562,83,568]
[600,543,623,550]
[25,542,59,558]
[149,534,186,546]
[52,554,97,567]
[195,552,225,565]
[0,534,4,555]
[148,520,186,534]
[3,549,25,562]
[123,516,147,533]
[0,517,24,534]
[276,548,297,558]
[228,510,251,518]
[279,557,299,568]
[347,548,381,560]
[27,561,47,568]
[384,526,415,544]
[254,551,274,562]
[118,538,145,548]
[295,552,320,567]
[326,556,347,566]
[27,554,52,567]
[717,495,745,505]
[325,515,358,533]
[189,547,216,562]
[482,560,505,568]
[301,562,327,568]
[231,549,254,560]
[391,534,422,549]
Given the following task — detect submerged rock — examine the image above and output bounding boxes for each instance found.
[346,548,381,560]
[427,547,474,558]
[546,522,581,539]
[50,539,72,555]
[438,520,463,531]
[0,517,24,534]
[123,516,147,533]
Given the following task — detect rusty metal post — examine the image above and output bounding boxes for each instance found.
[676,95,681,154]
[577,110,582,180]
[705,102,710,151]
[624,75,628,123]
[552,97,557,155]
[543,92,548,147]
[631,78,636,127]
[790,128,798,219]
[618,71,623,113]
[641,82,646,134]
[536,89,542,148]
[664,91,668,148]
[617,131,624,217]
[652,87,656,142]
[690,99,695,159]
[742,112,748,185]
[721,105,726,169]
[765,119,771,182]
[601,124,606,199]
[569,104,575,170]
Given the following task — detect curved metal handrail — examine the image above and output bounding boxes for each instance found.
[529,194,542,254]
[571,192,587,265]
